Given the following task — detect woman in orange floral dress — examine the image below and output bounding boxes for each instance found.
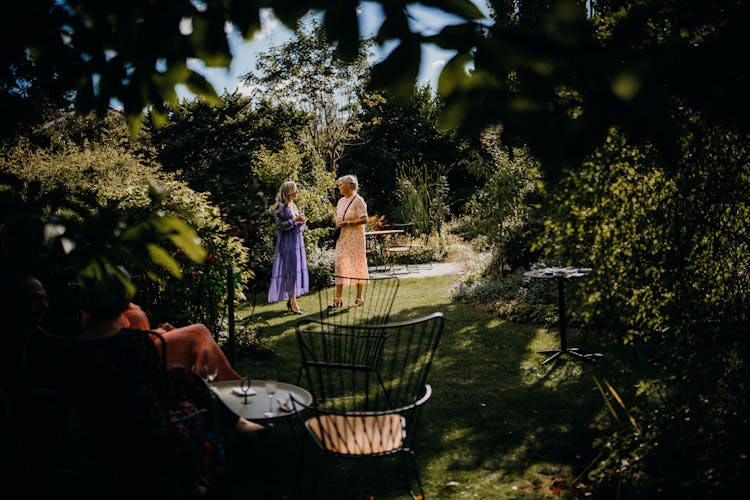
[330,174,369,307]
[121,302,241,382]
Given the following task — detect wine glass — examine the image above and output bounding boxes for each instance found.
[264,381,277,417]
[240,377,253,405]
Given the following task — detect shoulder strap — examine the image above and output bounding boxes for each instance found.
[342,195,357,218]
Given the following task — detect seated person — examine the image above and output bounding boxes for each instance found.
[0,274,61,497]
[72,272,266,498]
[121,301,242,382]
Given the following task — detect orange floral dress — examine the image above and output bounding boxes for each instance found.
[121,302,241,381]
[335,194,369,284]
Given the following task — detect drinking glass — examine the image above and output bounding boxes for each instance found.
[240,377,253,405]
[264,381,277,417]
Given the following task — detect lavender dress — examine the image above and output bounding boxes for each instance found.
[268,202,309,303]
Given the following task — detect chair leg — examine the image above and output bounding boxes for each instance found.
[402,449,426,499]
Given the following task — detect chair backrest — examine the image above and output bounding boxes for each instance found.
[68,329,170,448]
[317,274,399,327]
[66,329,222,498]
[296,313,444,416]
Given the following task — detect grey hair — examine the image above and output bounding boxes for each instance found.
[337,174,359,191]
[276,181,298,205]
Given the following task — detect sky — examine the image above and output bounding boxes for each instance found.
[178,1,492,100]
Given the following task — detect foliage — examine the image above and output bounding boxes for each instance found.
[0,117,248,336]
[394,160,451,236]
[341,86,475,220]
[243,17,373,174]
[542,109,749,497]
[303,244,336,290]
[142,93,318,285]
[461,125,543,276]
[451,265,557,325]
[0,139,206,286]
[436,0,749,178]
[8,1,746,186]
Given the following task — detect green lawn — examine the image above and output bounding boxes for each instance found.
[227,274,623,499]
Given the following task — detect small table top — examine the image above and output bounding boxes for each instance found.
[210,379,312,421]
[366,229,404,236]
[523,267,592,279]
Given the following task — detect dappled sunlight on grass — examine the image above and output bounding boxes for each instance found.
[230,273,611,498]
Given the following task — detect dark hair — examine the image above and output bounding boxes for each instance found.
[80,273,129,321]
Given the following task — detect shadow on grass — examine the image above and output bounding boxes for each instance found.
[227,276,631,499]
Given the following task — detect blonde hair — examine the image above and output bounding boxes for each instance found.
[337,174,359,191]
[276,181,298,206]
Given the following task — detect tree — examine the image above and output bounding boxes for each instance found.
[2,1,485,135]
[340,86,471,221]
[437,0,749,177]
[0,112,253,334]
[142,93,312,281]
[461,124,542,274]
[242,18,372,174]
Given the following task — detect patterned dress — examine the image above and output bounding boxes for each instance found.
[268,202,309,302]
[335,194,369,284]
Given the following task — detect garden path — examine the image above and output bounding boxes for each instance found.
[369,260,467,279]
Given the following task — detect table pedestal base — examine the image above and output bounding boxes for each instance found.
[538,347,600,365]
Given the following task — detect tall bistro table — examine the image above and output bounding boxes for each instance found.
[523,267,599,365]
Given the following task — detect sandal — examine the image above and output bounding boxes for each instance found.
[349,297,364,308]
[327,297,343,309]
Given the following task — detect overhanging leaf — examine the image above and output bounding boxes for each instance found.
[419,0,486,21]
[426,22,483,52]
[147,243,183,278]
[324,0,360,62]
[186,70,220,104]
[229,0,261,39]
[438,50,472,97]
[370,37,420,98]
[150,215,207,263]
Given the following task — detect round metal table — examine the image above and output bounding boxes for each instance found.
[210,379,312,421]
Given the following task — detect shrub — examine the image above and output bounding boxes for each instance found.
[544,110,750,498]
[1,131,250,336]
[461,125,543,276]
[451,263,558,325]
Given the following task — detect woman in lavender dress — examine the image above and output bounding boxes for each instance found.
[268,181,309,314]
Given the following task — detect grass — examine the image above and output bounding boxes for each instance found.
[225,274,626,499]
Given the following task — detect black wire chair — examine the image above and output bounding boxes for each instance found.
[317,274,400,328]
[292,312,445,499]
[63,329,222,500]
